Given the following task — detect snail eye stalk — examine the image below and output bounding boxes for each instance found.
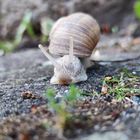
[38,44,60,69]
[69,37,74,63]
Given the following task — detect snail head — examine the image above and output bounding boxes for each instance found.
[38,37,87,85]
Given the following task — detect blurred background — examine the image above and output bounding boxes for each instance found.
[0,0,139,55]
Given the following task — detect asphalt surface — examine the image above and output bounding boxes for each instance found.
[0,49,140,140]
[0,49,140,118]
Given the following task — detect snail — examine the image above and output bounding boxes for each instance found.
[39,12,100,85]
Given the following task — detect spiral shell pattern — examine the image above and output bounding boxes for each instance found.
[49,12,100,58]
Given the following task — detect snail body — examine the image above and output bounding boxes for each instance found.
[39,12,100,85]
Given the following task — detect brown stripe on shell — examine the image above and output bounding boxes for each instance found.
[51,29,94,51]
[75,14,100,41]
[50,17,99,50]
[80,19,100,42]
[49,45,91,57]
[49,13,100,57]
[51,22,96,51]
[50,37,91,53]
[49,38,91,57]
[51,21,96,49]
[49,44,91,56]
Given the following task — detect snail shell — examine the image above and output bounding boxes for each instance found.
[49,12,100,58]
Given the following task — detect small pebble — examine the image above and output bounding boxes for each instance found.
[132,71,136,74]
[131,96,140,105]
[17,98,23,103]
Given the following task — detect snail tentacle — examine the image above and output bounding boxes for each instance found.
[38,44,61,69]
[69,36,74,63]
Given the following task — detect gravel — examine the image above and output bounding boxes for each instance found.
[0,48,140,140]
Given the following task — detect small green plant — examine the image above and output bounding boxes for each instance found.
[65,84,81,103]
[45,85,81,116]
[15,11,36,46]
[134,0,140,20]
[46,88,67,116]
[44,85,82,137]
[0,11,54,53]
[0,41,15,52]
[0,11,35,52]
[102,69,140,100]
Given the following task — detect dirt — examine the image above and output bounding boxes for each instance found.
[0,98,133,140]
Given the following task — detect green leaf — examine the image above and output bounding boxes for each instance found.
[45,88,56,102]
[15,11,35,45]
[66,84,80,102]
[134,0,140,19]
[0,41,15,52]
